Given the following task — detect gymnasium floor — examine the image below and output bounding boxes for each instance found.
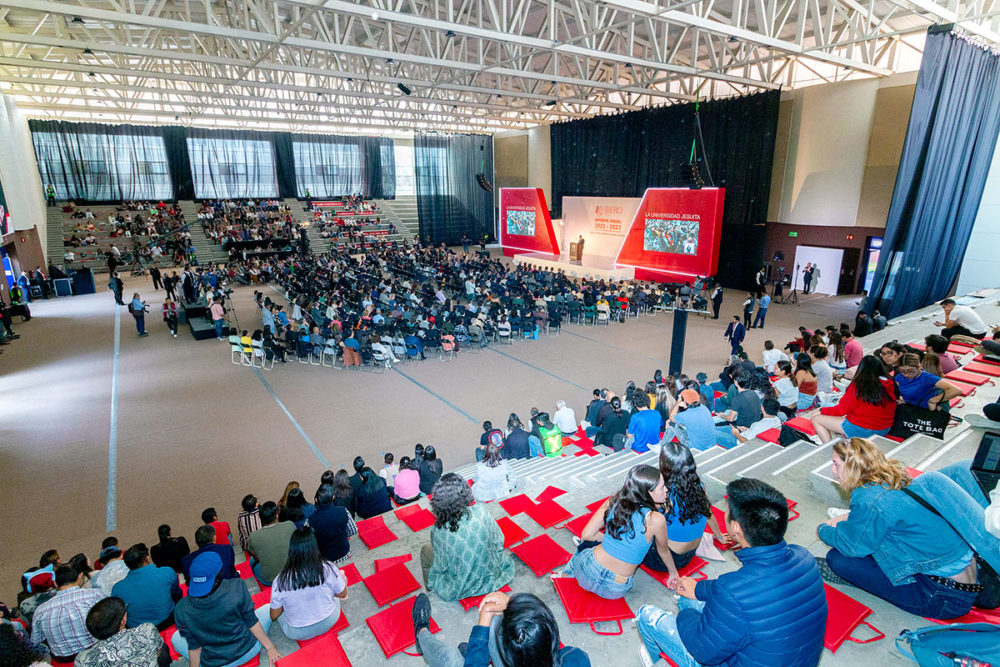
[0,271,859,603]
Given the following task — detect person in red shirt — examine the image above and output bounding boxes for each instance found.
[811,355,897,442]
[201,508,233,547]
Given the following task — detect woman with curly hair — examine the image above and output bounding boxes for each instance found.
[421,473,514,601]
[561,465,680,598]
[642,443,731,573]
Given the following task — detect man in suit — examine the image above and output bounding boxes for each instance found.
[576,235,585,261]
[181,265,196,303]
[724,315,746,357]
[802,263,813,294]
[149,266,162,291]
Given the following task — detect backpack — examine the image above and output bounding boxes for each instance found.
[778,422,812,447]
[896,623,1000,665]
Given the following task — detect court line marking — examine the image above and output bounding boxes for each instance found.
[562,329,662,363]
[252,366,331,468]
[392,366,479,424]
[486,346,589,391]
[106,306,121,531]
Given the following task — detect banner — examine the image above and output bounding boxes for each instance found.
[561,196,641,258]
[499,188,558,255]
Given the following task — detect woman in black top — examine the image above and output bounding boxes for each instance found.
[331,470,355,517]
[150,524,190,573]
[595,397,631,450]
[354,469,392,519]
[418,446,443,495]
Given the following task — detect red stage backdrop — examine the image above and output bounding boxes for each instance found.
[615,188,725,282]
[499,188,558,256]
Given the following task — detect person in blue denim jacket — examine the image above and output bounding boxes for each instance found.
[817,438,999,619]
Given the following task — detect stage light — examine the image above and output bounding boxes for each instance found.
[475,173,494,192]
[728,35,739,43]
[445,30,456,38]
[82,48,93,55]
[397,83,412,95]
[87,71,96,77]
[71,16,85,24]
[545,100,557,107]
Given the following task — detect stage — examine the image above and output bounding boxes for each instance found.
[512,251,635,281]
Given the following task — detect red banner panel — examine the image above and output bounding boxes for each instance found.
[499,188,559,256]
[615,188,725,282]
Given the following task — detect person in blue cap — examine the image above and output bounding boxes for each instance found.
[171,552,281,667]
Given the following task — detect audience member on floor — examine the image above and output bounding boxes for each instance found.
[594,396,630,451]
[627,397,664,454]
[662,390,717,452]
[816,438,995,620]
[642,443,731,576]
[717,399,783,448]
[637,478,827,667]
[348,457,369,493]
[472,441,517,502]
[172,552,282,666]
[812,355,897,441]
[378,453,399,490]
[149,524,191,574]
[354,469,393,519]
[31,564,107,662]
[393,457,422,505]
[761,340,788,374]
[74,596,171,667]
[809,345,834,394]
[793,353,819,412]
[0,623,47,667]
[68,554,95,590]
[553,400,577,435]
[422,473,514,602]
[201,508,233,547]
[536,412,564,457]
[714,371,762,439]
[110,544,181,631]
[501,414,531,460]
[91,547,128,596]
[935,298,988,340]
[418,446,444,495]
[308,484,358,565]
[895,353,962,412]
[563,465,680,598]
[583,389,606,437]
[181,526,236,585]
[331,470,356,517]
[246,501,294,588]
[772,361,799,419]
[412,590,590,667]
[269,527,348,642]
[236,495,262,553]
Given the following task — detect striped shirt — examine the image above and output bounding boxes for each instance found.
[31,586,107,657]
[236,509,262,552]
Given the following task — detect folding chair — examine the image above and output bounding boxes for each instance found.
[370,349,390,373]
[321,343,339,367]
[552,576,633,635]
[823,583,885,652]
[510,534,572,576]
[440,335,457,360]
[366,595,441,658]
[363,561,421,607]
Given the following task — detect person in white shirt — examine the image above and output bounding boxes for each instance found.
[772,361,799,419]
[761,340,789,374]
[935,298,988,339]
[987,480,1000,539]
[720,399,783,447]
[378,453,399,487]
[552,400,577,435]
[809,345,834,394]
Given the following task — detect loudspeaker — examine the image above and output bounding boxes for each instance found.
[475,173,494,192]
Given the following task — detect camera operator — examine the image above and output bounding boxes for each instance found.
[660,389,717,451]
[128,292,150,337]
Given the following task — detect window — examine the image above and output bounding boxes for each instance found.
[293,140,362,197]
[187,136,278,199]
[394,143,416,196]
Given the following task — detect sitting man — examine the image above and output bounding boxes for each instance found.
[412,591,590,666]
[181,525,237,585]
[552,400,577,436]
[31,564,107,662]
[637,478,827,667]
[935,298,988,340]
[714,371,762,444]
[246,501,294,588]
[716,399,784,449]
[111,543,182,631]
[75,596,171,667]
[662,390,717,452]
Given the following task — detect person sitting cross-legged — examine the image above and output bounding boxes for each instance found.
[715,399,783,449]
[637,478,827,667]
[246,501,294,588]
[74,596,172,667]
[110,543,182,631]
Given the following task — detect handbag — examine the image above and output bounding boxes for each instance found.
[778,423,812,447]
[889,403,949,440]
[896,622,1000,665]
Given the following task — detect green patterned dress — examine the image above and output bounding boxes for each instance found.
[428,502,515,601]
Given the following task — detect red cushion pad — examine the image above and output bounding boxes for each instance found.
[563,514,593,539]
[496,516,529,548]
[160,626,181,662]
[340,562,362,587]
[945,369,992,385]
[362,562,420,607]
[907,467,924,478]
[374,553,413,572]
[974,354,1000,366]
[823,583,883,652]
[357,515,399,549]
[535,486,568,503]
[235,561,253,580]
[552,576,632,625]
[785,416,817,435]
[295,611,350,649]
[585,496,611,513]
[366,595,441,658]
[945,379,978,396]
[394,505,436,532]
[927,606,1000,625]
[640,556,709,587]
[278,632,352,666]
[498,494,536,516]
[459,585,512,611]
[523,499,574,529]
[964,362,1000,377]
[575,436,595,447]
[510,534,573,576]
[947,342,974,354]
[756,428,781,444]
[251,588,271,607]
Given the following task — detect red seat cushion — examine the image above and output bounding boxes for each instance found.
[510,534,573,577]
[907,342,926,351]
[575,435,595,447]
[296,612,350,648]
[356,515,399,549]
[393,506,436,532]
[535,485,568,503]
[946,379,978,396]
[964,361,1000,377]
[946,369,992,386]
[459,585,512,611]
[927,606,1000,625]
[974,354,1000,366]
[340,562,362,587]
[585,496,611,513]
[906,467,923,478]
[640,556,710,587]
[366,595,441,658]
[784,417,816,435]
[235,560,253,580]
[552,576,632,634]
[362,562,421,607]
[563,514,593,539]
[496,516,529,548]
[279,632,352,666]
[756,428,781,444]
[823,583,884,652]
[160,626,181,662]
[561,436,576,446]
[236,657,260,667]
[947,342,974,354]
[374,554,413,572]
[251,587,271,607]
[523,499,574,529]
[704,506,733,550]
[498,494,535,516]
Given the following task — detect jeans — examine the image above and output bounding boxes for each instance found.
[420,543,434,588]
[797,393,817,412]
[250,558,272,588]
[561,547,633,599]
[715,426,740,449]
[416,616,503,667]
[752,308,767,328]
[841,420,889,439]
[824,550,976,620]
[214,318,225,338]
[134,315,145,335]
[172,605,272,663]
[277,606,341,641]
[937,459,988,507]
[528,436,543,458]
[637,598,706,667]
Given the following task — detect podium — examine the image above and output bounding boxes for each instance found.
[569,242,581,261]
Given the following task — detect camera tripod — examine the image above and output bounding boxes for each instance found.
[780,264,801,305]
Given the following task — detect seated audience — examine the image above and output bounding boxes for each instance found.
[935,298,988,339]
[594,396,630,451]
[393,457,422,505]
[246,501,294,588]
[501,414,531,460]
[91,546,128,596]
[0,623,47,667]
[201,507,233,546]
[637,478,827,667]
[626,399,664,454]
[172,552,281,666]
[418,446,444,495]
[714,371,762,439]
[150,524,189,574]
[269,527,348,641]
[75,596,171,667]
[181,525,237,585]
[331,470,356,517]
[895,352,962,411]
[717,398,783,448]
[535,412,564,457]
[308,484,358,565]
[236,494,262,553]
[31,564,107,661]
[411,591,590,666]
[772,360,799,419]
[562,465,680,598]
[761,340,788,374]
[354,469,392,519]
[794,353,819,412]
[110,544,181,630]
[663,390,717,452]
[378,453,399,489]
[422,473,514,602]
[472,441,517,502]
[809,344,834,393]
[811,355,897,441]
[552,400,577,435]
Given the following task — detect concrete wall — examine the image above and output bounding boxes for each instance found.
[0,93,46,256]
[493,126,552,209]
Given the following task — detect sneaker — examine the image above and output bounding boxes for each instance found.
[827,507,850,519]
[815,557,853,587]
[638,644,655,667]
[571,536,582,547]
[173,333,178,338]
[411,593,431,655]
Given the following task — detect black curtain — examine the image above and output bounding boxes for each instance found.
[415,134,494,245]
[550,91,779,288]
[272,132,298,200]
[362,136,396,199]
[291,134,394,199]
[162,126,194,200]
[28,120,174,203]
[186,128,279,199]
[870,27,1000,318]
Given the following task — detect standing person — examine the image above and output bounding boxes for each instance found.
[162,272,177,301]
[149,266,162,291]
[934,298,988,340]
[181,266,196,303]
[742,293,754,328]
[268,527,348,642]
[576,235,585,261]
[723,315,745,358]
[802,263,813,294]
[461,234,471,254]
[129,293,149,337]
[46,183,56,206]
[110,272,124,306]
[855,289,869,326]
[710,284,723,320]
[304,188,312,210]
[210,297,226,341]
[752,293,770,329]
[162,296,178,338]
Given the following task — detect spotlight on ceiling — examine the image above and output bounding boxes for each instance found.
[727,35,739,43]
[71,16,85,24]
[624,62,633,68]
[87,71,96,77]
[545,100,557,107]
[445,30,456,38]
[397,83,412,95]
[82,47,93,55]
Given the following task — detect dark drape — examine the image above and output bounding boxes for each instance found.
[28,120,174,202]
[415,134,494,246]
[186,128,279,199]
[161,126,194,200]
[272,133,298,200]
[550,91,779,287]
[292,134,394,199]
[362,136,396,199]
[870,28,1000,319]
